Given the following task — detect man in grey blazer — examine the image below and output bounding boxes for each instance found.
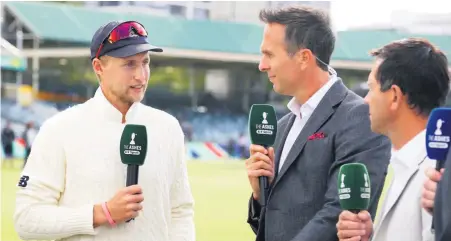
[336,39,450,241]
[245,6,391,241]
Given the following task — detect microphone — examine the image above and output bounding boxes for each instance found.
[248,104,278,207]
[425,107,451,231]
[338,163,371,214]
[120,124,148,187]
[120,124,148,222]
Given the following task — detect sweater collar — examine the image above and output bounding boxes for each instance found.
[93,87,141,123]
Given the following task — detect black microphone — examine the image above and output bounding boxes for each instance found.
[248,104,278,207]
[120,124,148,221]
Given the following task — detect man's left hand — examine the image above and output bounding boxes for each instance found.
[422,167,444,214]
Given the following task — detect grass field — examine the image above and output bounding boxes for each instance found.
[1,159,255,241]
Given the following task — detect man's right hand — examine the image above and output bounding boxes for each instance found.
[336,210,373,241]
[245,144,275,201]
[94,185,144,227]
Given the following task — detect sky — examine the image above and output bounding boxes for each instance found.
[331,0,451,31]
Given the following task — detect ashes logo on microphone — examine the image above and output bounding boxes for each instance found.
[123,133,142,156]
[338,174,351,200]
[255,112,275,135]
[428,118,450,149]
[338,173,370,200]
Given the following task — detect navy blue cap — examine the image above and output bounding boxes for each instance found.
[90,20,162,60]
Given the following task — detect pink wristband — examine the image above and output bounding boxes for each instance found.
[101,202,116,227]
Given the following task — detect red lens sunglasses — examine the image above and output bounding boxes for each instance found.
[95,21,148,59]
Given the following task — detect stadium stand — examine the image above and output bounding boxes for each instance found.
[2,1,451,160]
[5,2,450,63]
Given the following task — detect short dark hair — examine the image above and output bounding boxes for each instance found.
[259,6,335,71]
[371,38,450,116]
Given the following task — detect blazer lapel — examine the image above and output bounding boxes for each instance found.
[376,153,428,230]
[271,80,348,190]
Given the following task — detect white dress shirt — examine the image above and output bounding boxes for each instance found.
[278,75,338,171]
[382,130,426,218]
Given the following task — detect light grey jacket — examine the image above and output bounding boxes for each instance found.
[371,144,435,241]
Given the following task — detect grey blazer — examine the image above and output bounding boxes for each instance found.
[247,79,392,241]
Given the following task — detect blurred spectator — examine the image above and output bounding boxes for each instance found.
[1,121,15,167]
[22,121,37,168]
[238,133,248,159]
[180,119,193,142]
[227,138,237,158]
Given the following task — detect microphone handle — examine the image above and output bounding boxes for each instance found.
[259,145,269,207]
[436,159,444,171]
[126,165,139,186]
[349,209,360,214]
[431,159,444,231]
[259,176,268,207]
[126,165,139,223]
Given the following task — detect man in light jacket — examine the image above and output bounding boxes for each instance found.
[336,38,450,241]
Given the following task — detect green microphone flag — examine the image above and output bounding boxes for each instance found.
[120,124,148,166]
[338,163,371,212]
[249,104,278,146]
[120,124,148,187]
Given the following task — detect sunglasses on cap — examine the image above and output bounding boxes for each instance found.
[95,21,148,59]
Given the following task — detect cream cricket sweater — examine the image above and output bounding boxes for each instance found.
[14,88,195,241]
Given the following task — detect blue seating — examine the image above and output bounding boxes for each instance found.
[166,108,248,145]
[1,99,59,127]
[1,99,250,146]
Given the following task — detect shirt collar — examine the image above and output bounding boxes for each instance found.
[93,87,141,123]
[391,129,427,168]
[287,74,338,119]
